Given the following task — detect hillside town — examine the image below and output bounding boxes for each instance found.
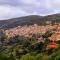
[4,24,54,37]
[0,23,59,41]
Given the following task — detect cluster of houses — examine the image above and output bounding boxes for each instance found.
[0,23,60,41]
[4,24,54,38]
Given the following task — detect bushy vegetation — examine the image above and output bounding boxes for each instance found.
[0,31,60,60]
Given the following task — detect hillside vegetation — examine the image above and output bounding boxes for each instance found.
[0,30,60,60]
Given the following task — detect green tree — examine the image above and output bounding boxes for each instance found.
[20,53,36,60]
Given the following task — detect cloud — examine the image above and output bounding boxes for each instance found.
[0,5,29,20]
[49,0,60,13]
[0,0,60,20]
[51,0,60,8]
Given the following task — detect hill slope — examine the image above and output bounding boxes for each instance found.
[0,14,60,29]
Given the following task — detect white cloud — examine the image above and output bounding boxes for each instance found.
[0,4,42,20]
[48,0,60,13]
[51,0,60,8]
[0,5,29,20]
[0,0,60,20]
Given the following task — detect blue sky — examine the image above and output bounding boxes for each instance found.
[0,0,60,20]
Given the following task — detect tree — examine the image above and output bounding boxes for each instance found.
[20,53,36,60]
[0,33,8,43]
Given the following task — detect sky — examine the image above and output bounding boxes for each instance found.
[0,0,60,20]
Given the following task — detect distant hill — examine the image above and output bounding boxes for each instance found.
[0,14,60,29]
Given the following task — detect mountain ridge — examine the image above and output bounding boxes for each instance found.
[0,13,60,29]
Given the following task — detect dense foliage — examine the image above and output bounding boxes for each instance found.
[0,31,60,60]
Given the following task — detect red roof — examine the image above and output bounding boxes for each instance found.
[47,42,58,48]
[48,35,58,41]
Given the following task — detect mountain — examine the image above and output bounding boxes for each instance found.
[0,14,60,29]
[0,15,42,29]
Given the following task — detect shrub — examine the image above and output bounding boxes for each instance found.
[20,53,36,60]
